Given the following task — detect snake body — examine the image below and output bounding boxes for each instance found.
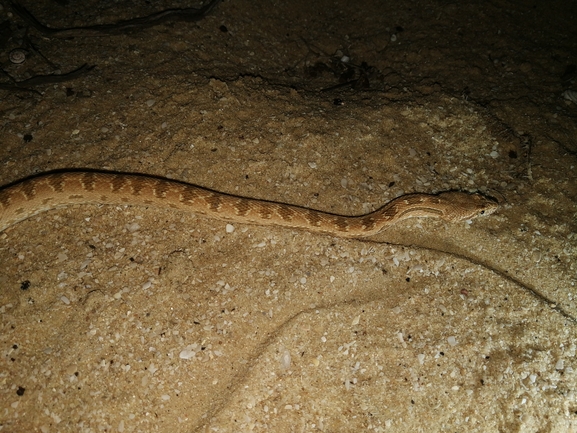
[0,171,498,237]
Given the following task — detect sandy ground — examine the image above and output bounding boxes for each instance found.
[0,0,576,432]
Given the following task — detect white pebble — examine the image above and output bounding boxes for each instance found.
[179,344,198,360]
[280,350,291,369]
[397,332,407,348]
[562,90,577,104]
[448,336,458,346]
[226,224,235,233]
[126,223,140,232]
[146,99,155,107]
[490,151,499,158]
[60,295,70,305]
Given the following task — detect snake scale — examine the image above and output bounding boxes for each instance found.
[0,171,498,237]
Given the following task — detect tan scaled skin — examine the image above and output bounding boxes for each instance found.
[0,171,499,237]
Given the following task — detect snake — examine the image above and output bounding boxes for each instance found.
[0,171,499,237]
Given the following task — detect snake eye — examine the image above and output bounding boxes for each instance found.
[479,210,485,215]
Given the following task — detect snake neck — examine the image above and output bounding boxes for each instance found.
[377,194,445,222]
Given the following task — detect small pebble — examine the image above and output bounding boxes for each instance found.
[280,350,291,369]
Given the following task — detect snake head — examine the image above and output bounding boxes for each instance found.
[438,191,499,222]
